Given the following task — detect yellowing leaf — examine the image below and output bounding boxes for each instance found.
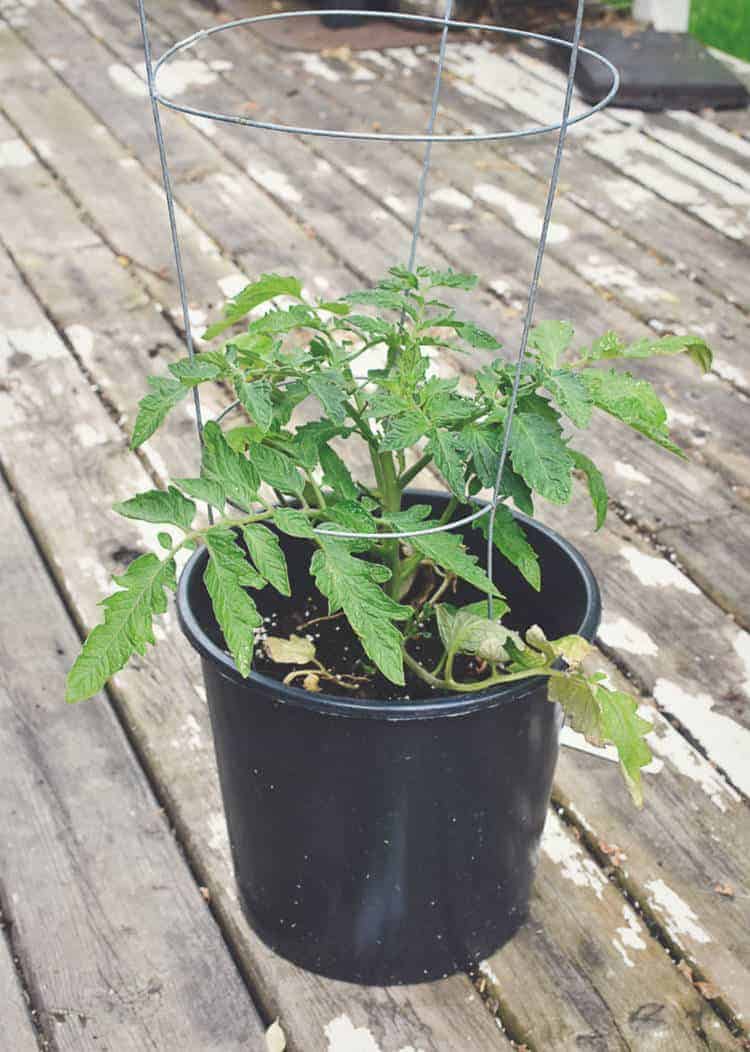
[265,1019,287,1052]
[264,636,316,665]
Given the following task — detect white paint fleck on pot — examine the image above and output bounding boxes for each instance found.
[0,137,35,167]
[614,461,651,485]
[474,183,570,243]
[620,546,699,594]
[613,905,647,968]
[541,812,607,899]
[645,878,712,945]
[599,617,659,657]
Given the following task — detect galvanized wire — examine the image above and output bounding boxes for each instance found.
[136,0,603,565]
[151,10,619,143]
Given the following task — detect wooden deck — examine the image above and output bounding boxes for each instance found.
[0,0,749,1048]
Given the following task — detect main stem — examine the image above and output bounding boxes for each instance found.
[378,451,404,598]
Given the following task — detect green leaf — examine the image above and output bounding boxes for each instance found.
[242,523,291,596]
[264,635,316,664]
[202,421,260,510]
[273,506,317,539]
[570,450,608,530]
[287,421,343,471]
[204,528,264,677]
[452,321,501,350]
[246,304,322,338]
[251,443,304,496]
[389,519,503,598]
[157,532,172,550]
[321,499,378,535]
[317,300,350,316]
[436,605,517,663]
[307,372,348,425]
[581,368,684,456]
[130,376,188,449]
[311,540,411,685]
[114,486,196,532]
[417,266,477,290]
[599,687,653,808]
[475,505,541,591]
[203,274,303,340]
[544,370,592,429]
[168,355,225,385]
[173,476,226,512]
[66,554,176,702]
[618,334,713,373]
[344,315,393,338]
[426,429,466,498]
[529,321,574,369]
[509,411,574,505]
[548,674,653,806]
[319,445,358,500]
[236,379,274,434]
[460,426,497,488]
[380,411,428,452]
[583,332,713,374]
[345,288,416,318]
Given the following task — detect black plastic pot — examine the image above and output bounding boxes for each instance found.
[177,493,601,985]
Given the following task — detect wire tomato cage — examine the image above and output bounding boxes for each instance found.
[135,0,619,613]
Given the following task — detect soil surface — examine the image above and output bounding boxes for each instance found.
[251,567,498,701]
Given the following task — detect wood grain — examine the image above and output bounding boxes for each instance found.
[0,483,265,1050]
[0,929,40,1052]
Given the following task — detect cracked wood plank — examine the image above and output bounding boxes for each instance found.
[0,466,265,1050]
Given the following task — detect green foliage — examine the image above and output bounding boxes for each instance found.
[69,268,712,806]
[66,554,176,703]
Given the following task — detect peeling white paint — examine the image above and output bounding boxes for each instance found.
[384,194,408,216]
[293,52,340,83]
[475,183,570,243]
[559,725,618,764]
[614,461,651,485]
[312,275,331,292]
[386,47,421,71]
[620,545,699,594]
[178,713,204,752]
[246,165,302,204]
[713,357,747,388]
[599,617,659,657]
[65,324,95,361]
[107,63,148,98]
[0,137,35,168]
[358,50,396,72]
[649,718,739,813]
[541,812,608,899]
[734,631,750,695]
[578,257,676,305]
[0,325,62,366]
[645,878,712,945]
[667,406,697,428]
[344,165,367,186]
[314,157,334,178]
[653,679,750,797]
[430,186,472,211]
[613,906,647,968]
[324,1015,381,1052]
[217,273,249,299]
[74,422,104,448]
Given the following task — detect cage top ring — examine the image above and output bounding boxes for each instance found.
[153,11,620,144]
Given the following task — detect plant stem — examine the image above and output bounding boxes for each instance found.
[379,451,404,598]
[399,452,432,488]
[403,646,562,694]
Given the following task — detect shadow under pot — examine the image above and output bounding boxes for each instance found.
[177,491,601,985]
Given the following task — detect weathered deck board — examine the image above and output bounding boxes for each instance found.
[484,813,740,1052]
[1,234,740,1052]
[0,931,40,1052]
[0,477,266,1049]
[1,2,748,1043]
[48,0,750,561]
[0,243,512,1052]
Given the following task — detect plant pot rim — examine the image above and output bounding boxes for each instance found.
[177,493,601,721]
